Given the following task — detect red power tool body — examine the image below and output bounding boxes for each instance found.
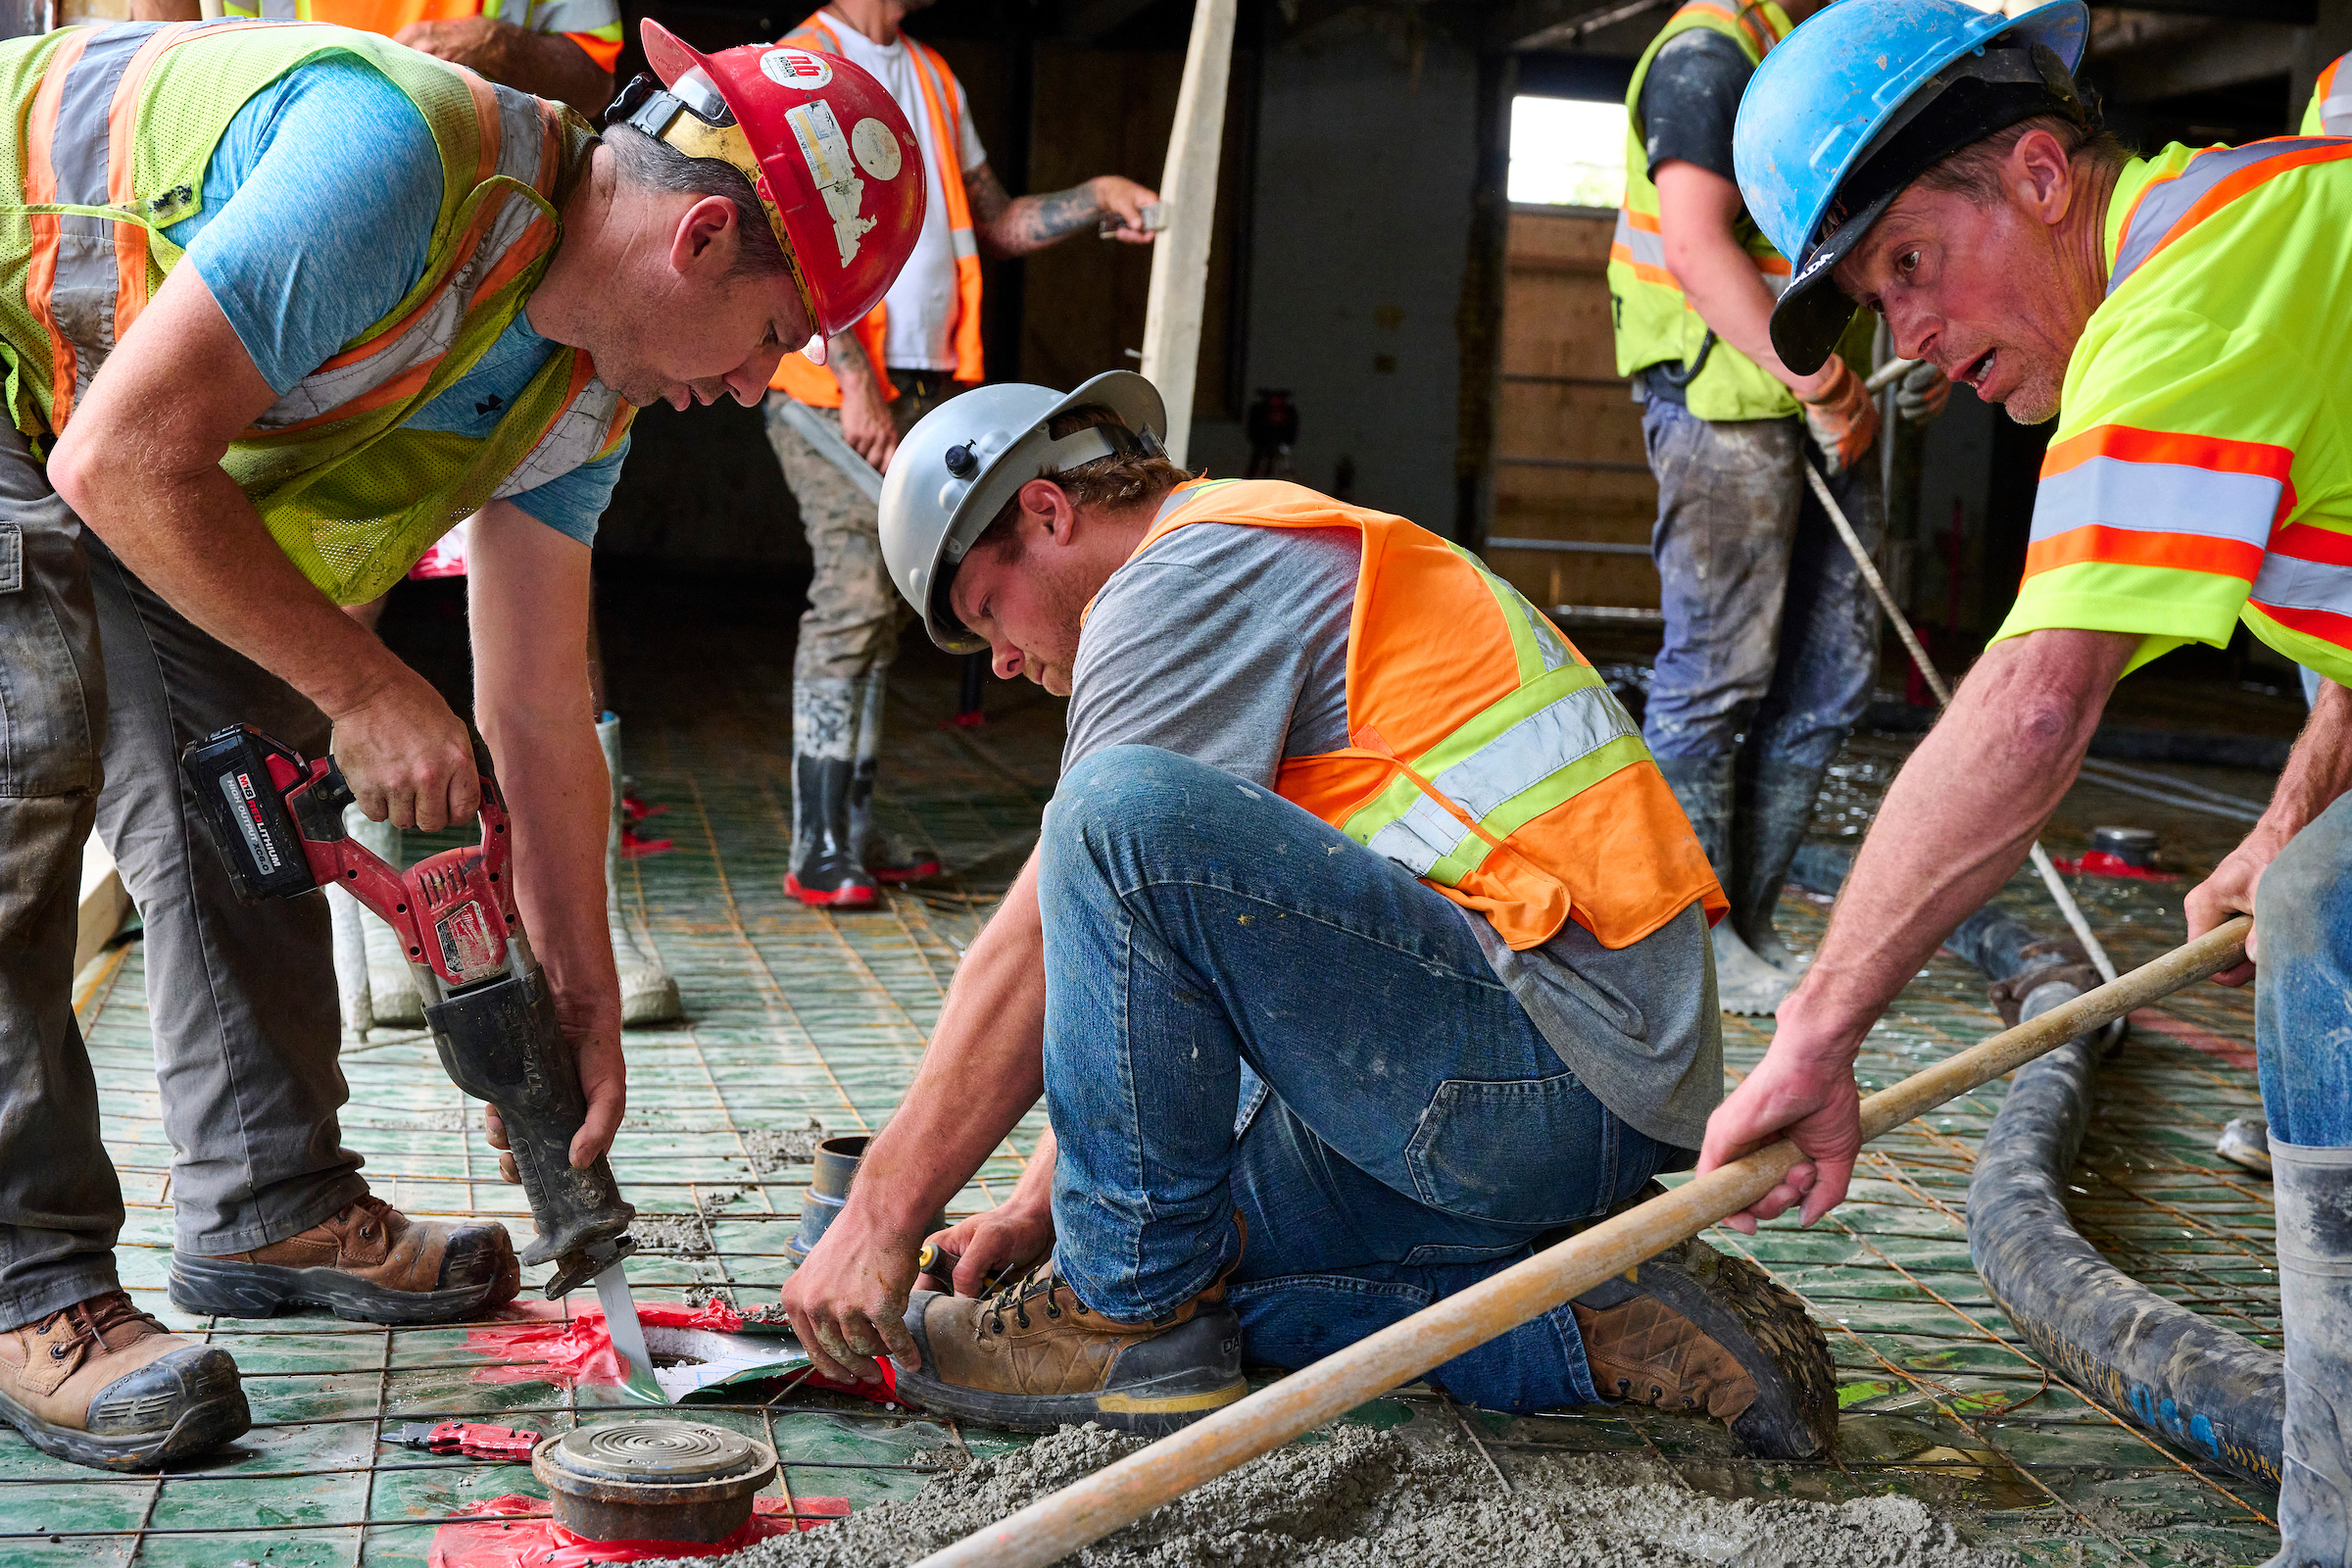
[181,725,637,1298]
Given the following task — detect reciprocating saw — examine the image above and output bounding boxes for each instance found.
[179,724,639,1299]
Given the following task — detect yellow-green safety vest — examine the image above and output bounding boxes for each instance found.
[1607,1,1800,422]
[0,19,633,603]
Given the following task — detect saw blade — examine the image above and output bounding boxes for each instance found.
[593,1258,665,1404]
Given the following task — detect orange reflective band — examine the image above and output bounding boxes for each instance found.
[2115,139,2352,290]
[2024,524,2266,583]
[2041,422,2296,485]
[565,28,621,73]
[24,27,90,433]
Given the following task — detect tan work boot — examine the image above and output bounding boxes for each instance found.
[0,1292,248,1471]
[170,1195,520,1325]
[894,1260,1248,1438]
[1572,1228,1838,1459]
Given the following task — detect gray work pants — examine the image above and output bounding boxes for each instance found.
[763,373,960,693]
[0,427,362,1328]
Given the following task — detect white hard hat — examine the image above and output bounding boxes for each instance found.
[879,369,1169,653]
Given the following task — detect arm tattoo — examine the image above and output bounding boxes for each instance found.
[965,163,1106,259]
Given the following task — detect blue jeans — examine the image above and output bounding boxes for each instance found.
[1037,746,1685,1410]
[2257,791,2352,1148]
[1639,398,1885,768]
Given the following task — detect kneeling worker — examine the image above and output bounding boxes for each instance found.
[777,371,1838,1454]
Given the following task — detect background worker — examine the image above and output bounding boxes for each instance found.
[2308,48,2352,133]
[1609,0,1949,1015]
[768,0,1160,907]
[0,19,919,1472]
[1694,3,2352,1561]
[137,0,619,112]
[775,371,1840,1459]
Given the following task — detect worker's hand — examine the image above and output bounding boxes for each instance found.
[914,1198,1054,1297]
[1797,358,1879,477]
[1091,175,1161,244]
[1894,361,1950,425]
[395,15,513,73]
[2186,823,2285,987]
[329,664,481,832]
[1696,1042,1863,1233]
[836,381,899,473]
[778,1213,922,1384]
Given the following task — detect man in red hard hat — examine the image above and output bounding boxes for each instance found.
[0,18,919,1473]
[767,0,1162,910]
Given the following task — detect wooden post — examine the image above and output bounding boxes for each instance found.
[1138,0,1238,466]
[912,917,2254,1568]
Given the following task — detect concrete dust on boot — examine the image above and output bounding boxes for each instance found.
[644,1422,2021,1568]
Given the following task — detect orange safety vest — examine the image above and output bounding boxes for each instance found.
[1120,480,1726,952]
[769,9,982,407]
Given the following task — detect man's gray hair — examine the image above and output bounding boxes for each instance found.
[603,123,795,279]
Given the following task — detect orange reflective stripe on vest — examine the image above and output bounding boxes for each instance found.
[768,11,982,406]
[1120,479,1725,951]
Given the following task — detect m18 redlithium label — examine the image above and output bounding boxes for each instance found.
[218,767,283,876]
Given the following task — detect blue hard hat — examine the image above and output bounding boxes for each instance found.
[1734,0,2091,372]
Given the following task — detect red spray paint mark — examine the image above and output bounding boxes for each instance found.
[2048,851,2180,882]
[2130,1007,2258,1073]
[464,1299,898,1403]
[428,1494,850,1566]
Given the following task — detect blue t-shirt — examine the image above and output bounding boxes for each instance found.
[164,57,624,544]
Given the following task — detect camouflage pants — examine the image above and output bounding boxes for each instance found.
[766,375,960,696]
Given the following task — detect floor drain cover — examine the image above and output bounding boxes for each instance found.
[535,1419,778,1544]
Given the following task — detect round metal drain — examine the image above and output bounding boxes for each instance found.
[534,1419,777,1544]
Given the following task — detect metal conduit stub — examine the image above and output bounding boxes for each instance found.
[1790,842,2283,1483]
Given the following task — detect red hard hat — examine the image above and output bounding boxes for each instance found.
[623,21,925,339]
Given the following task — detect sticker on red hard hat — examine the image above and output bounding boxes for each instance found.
[760,47,832,89]
[788,100,878,264]
[851,117,903,181]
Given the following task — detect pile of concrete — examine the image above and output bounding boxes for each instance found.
[645,1421,2022,1568]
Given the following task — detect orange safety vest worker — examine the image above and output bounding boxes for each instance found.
[1121,479,1727,952]
[221,0,626,74]
[769,8,982,408]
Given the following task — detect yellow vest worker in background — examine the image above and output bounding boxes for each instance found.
[1608,0,1950,1018]
[142,0,618,110]
[763,0,1160,909]
[0,20,921,1474]
[2307,48,2352,133]
[769,369,1843,1460]
[1711,5,2352,1562]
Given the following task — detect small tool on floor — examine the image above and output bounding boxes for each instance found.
[179,725,661,1400]
[385,1420,543,1459]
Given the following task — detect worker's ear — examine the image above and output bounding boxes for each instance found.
[669,194,740,280]
[2010,127,2076,224]
[1017,478,1078,544]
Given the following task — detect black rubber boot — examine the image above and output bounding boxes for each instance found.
[1731,756,1829,976]
[1654,755,1790,1016]
[787,753,879,908]
[2263,1142,2352,1567]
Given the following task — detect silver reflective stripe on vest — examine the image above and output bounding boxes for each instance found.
[493,376,623,499]
[526,0,621,34]
[251,83,553,431]
[2110,139,2339,295]
[45,25,162,402]
[1362,681,1640,879]
[2325,97,2352,134]
[1612,208,1665,269]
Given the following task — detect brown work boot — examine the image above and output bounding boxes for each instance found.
[169,1195,520,1325]
[0,1292,248,1471]
[893,1260,1248,1438]
[1572,1226,1838,1459]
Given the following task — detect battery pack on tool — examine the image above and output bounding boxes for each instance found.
[178,723,637,1298]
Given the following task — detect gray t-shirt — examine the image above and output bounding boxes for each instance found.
[1063,520,1723,1151]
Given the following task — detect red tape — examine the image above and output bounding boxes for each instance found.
[464,1300,898,1403]
[428,1494,849,1566]
[2049,850,2180,881]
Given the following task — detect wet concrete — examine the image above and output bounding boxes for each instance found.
[648,1422,2023,1568]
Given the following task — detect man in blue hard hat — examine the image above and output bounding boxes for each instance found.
[1608,0,1949,1019]
[1696,0,2352,1559]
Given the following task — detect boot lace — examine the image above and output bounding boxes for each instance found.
[40,1292,163,1359]
[981,1263,1090,1335]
